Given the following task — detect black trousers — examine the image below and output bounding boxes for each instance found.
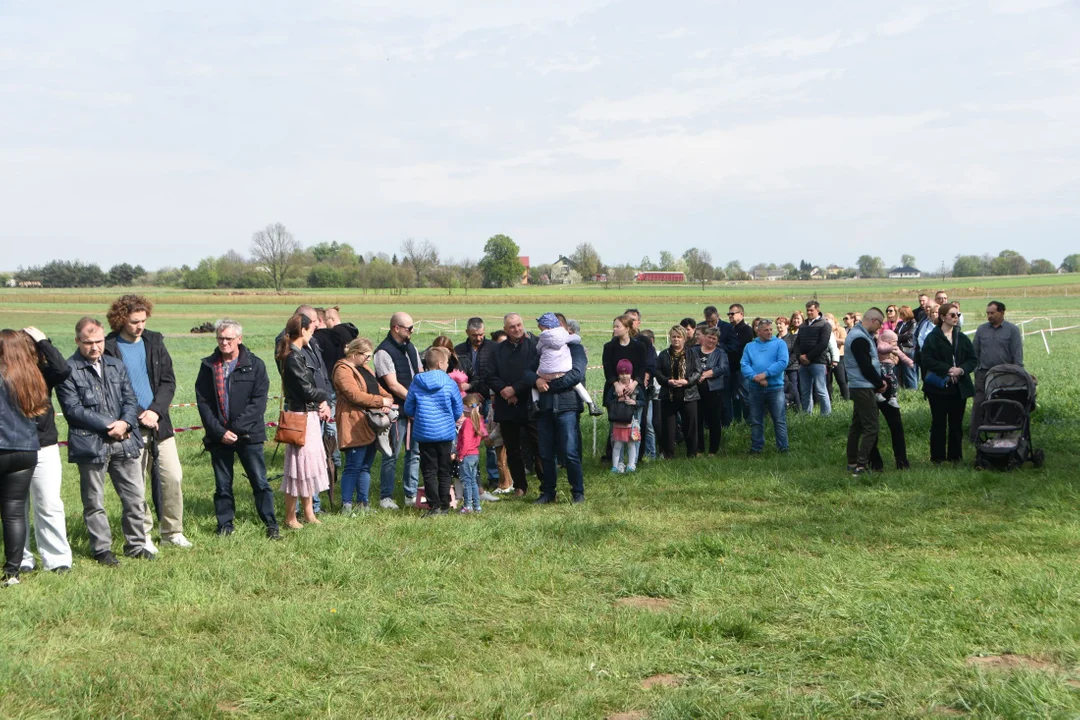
[0,450,37,578]
[661,399,699,458]
[784,369,800,409]
[697,388,724,454]
[869,402,908,470]
[929,393,967,462]
[500,421,540,493]
[832,362,850,401]
[210,442,278,531]
[419,441,453,510]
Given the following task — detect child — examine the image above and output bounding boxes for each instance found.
[604,359,646,473]
[448,367,470,398]
[532,312,603,416]
[403,346,464,516]
[876,327,914,408]
[456,393,488,513]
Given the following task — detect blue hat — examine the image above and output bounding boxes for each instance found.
[537,312,560,329]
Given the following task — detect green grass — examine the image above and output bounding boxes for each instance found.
[2,287,1079,718]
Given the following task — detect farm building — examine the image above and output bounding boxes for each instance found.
[888,265,922,279]
[636,271,685,282]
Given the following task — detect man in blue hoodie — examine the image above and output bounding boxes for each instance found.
[404,346,463,516]
[740,318,790,454]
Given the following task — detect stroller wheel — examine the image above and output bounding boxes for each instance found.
[1032,449,1045,468]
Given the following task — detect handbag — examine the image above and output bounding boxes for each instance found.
[630,416,642,442]
[273,390,307,446]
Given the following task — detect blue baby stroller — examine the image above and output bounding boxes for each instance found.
[973,364,1044,470]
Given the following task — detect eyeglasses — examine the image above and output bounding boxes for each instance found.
[395,325,414,332]
[727,312,737,317]
[216,336,238,343]
[467,403,480,408]
[947,312,959,318]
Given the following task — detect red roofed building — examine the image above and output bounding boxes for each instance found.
[518,256,530,285]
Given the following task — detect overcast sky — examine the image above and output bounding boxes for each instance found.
[3,0,1078,272]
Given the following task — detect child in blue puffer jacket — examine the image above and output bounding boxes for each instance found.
[404,346,463,516]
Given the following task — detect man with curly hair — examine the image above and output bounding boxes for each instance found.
[104,294,191,550]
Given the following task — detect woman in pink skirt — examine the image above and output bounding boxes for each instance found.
[276,314,330,529]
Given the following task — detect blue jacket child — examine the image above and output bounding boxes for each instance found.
[404,348,464,513]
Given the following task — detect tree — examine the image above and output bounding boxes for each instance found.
[748,262,769,280]
[570,243,602,280]
[990,249,1029,276]
[1028,258,1055,275]
[685,248,713,289]
[182,257,219,289]
[310,241,344,263]
[639,255,656,271]
[307,264,345,288]
[711,266,727,281]
[611,264,636,288]
[1061,253,1080,273]
[479,234,525,288]
[658,251,676,270]
[952,255,988,277]
[251,222,300,291]
[430,264,458,295]
[458,258,482,295]
[401,238,439,287]
[857,255,885,278]
[900,254,916,268]
[107,263,144,286]
[725,260,749,281]
[391,254,398,266]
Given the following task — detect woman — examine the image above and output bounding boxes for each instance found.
[601,315,647,460]
[19,327,73,573]
[789,311,804,335]
[825,313,849,401]
[0,329,49,586]
[276,314,330,528]
[690,326,728,455]
[655,325,701,459]
[895,305,918,390]
[430,336,460,373]
[920,303,977,464]
[333,337,394,514]
[776,317,800,410]
[884,305,899,332]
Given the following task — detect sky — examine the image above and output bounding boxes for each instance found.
[2,0,1079,272]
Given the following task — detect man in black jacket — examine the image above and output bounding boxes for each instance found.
[726,304,755,424]
[195,319,280,539]
[455,317,500,491]
[104,294,190,550]
[56,317,151,566]
[484,313,541,496]
[793,300,833,417]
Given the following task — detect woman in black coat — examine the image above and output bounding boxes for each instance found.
[920,303,977,463]
[655,325,701,459]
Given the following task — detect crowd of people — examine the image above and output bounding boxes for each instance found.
[0,291,1028,584]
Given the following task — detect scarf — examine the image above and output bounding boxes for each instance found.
[670,348,686,381]
[213,358,228,421]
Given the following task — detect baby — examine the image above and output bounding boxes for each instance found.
[532,312,603,416]
[876,328,913,408]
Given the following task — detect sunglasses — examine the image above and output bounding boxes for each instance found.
[947,312,959,318]
[727,312,737,317]
[395,324,414,332]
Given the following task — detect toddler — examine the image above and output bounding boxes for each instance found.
[456,393,488,513]
[604,359,646,472]
[876,328,913,408]
[532,312,603,416]
[403,346,463,516]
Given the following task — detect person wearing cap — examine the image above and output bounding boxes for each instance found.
[533,312,603,416]
[604,359,646,472]
[740,318,790,454]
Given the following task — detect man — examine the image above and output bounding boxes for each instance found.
[484,313,540,496]
[935,291,963,327]
[704,305,740,421]
[624,308,641,334]
[914,294,930,324]
[740,319,789,454]
[970,301,1025,443]
[793,300,832,417]
[525,313,586,504]
[313,305,358,371]
[194,318,280,539]
[374,311,421,508]
[103,294,191,550]
[455,317,500,492]
[843,308,887,475]
[726,304,755,423]
[56,317,151,565]
[286,305,335,510]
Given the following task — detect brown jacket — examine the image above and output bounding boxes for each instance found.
[332,360,393,449]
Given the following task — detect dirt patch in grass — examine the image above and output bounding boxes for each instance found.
[641,674,683,689]
[965,653,1055,672]
[615,597,674,611]
[216,701,241,713]
[607,712,648,720]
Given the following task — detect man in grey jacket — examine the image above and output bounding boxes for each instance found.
[56,317,151,566]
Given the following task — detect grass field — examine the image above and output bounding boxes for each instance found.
[1,278,1079,718]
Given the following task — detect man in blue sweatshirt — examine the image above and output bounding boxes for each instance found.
[740,318,790,454]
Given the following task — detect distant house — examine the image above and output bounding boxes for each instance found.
[888,265,922,279]
[550,255,576,284]
[5,278,16,288]
[636,271,686,283]
[518,256,530,285]
[825,264,846,278]
[17,280,42,288]
[765,273,785,282]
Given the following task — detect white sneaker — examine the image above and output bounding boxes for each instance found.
[887,397,900,409]
[164,534,193,549]
[479,491,500,502]
[3,576,19,587]
[404,495,418,507]
[379,498,400,510]
[144,539,159,555]
[875,394,886,404]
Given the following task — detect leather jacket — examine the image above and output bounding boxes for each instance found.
[56,353,144,463]
[278,344,329,411]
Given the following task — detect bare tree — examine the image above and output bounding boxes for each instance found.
[458,258,482,295]
[250,223,300,291]
[401,238,439,287]
[611,264,636,288]
[430,262,458,296]
[685,248,713,290]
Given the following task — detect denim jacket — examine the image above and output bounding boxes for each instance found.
[0,378,40,452]
[56,353,144,463]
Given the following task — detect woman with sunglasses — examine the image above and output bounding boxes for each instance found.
[332,337,394,514]
[920,302,976,463]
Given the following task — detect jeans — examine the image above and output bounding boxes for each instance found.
[78,452,147,557]
[728,372,749,424]
[846,389,879,467]
[419,441,453,510]
[536,410,584,499]
[379,415,419,500]
[210,441,278,531]
[748,385,788,452]
[799,363,832,416]
[0,450,36,578]
[900,363,919,390]
[461,454,480,510]
[341,443,377,506]
[22,444,72,571]
[929,393,967,462]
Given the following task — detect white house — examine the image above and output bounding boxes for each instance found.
[550,255,576,284]
[888,265,922,279]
